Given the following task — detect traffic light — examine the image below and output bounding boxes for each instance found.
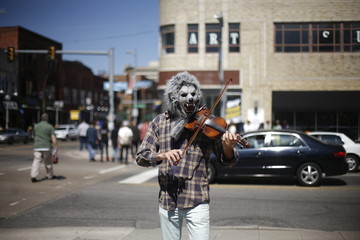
[48,46,55,61]
[7,47,15,62]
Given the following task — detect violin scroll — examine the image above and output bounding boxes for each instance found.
[236,136,250,149]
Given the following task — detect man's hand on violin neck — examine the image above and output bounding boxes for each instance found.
[222,131,240,149]
[157,149,183,165]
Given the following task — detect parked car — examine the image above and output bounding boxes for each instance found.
[209,130,348,186]
[307,132,360,172]
[54,124,78,141]
[0,128,31,144]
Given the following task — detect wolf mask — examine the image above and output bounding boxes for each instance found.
[164,72,204,140]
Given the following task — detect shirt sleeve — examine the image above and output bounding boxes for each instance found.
[136,117,161,168]
[213,137,238,166]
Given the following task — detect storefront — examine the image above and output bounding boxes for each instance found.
[273,91,360,140]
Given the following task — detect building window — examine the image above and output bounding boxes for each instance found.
[72,88,77,104]
[80,90,86,105]
[206,23,221,53]
[343,22,360,51]
[25,80,33,96]
[64,87,70,104]
[229,23,240,52]
[312,23,341,52]
[188,24,198,53]
[160,25,175,53]
[275,22,360,52]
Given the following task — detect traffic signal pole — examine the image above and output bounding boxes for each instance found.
[4,48,116,130]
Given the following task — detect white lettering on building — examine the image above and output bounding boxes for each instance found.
[209,33,219,45]
[322,30,330,38]
[229,32,239,44]
[189,33,198,45]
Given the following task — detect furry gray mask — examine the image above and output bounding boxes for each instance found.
[164,72,204,140]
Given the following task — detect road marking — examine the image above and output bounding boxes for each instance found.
[118,168,158,184]
[84,175,96,180]
[9,201,20,206]
[9,198,26,207]
[99,165,126,174]
[17,166,32,171]
[0,172,4,176]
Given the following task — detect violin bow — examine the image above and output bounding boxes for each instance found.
[183,78,233,154]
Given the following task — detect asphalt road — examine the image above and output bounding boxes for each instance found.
[0,141,360,231]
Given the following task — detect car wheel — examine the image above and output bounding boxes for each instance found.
[24,137,29,144]
[296,162,322,186]
[346,154,359,172]
[208,164,216,183]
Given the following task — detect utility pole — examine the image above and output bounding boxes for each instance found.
[108,48,115,130]
[214,13,226,118]
[126,49,138,123]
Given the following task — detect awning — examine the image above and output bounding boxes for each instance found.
[103,80,153,92]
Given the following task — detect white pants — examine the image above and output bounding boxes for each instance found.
[159,203,210,240]
[31,151,54,179]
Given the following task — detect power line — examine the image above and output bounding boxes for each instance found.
[63,30,156,43]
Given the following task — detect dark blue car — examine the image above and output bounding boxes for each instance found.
[209,130,348,186]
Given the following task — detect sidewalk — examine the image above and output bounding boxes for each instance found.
[0,226,359,240]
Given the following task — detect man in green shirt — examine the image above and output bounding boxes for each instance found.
[31,113,58,182]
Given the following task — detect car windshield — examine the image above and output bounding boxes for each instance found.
[55,127,67,130]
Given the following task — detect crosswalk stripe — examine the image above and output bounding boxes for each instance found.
[118,168,158,184]
[17,166,32,171]
[99,165,126,174]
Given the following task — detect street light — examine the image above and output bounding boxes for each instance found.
[214,13,226,118]
[126,49,138,123]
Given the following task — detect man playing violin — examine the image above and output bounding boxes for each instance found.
[136,71,239,240]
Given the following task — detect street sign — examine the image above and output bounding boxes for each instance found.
[54,100,64,108]
[3,101,18,110]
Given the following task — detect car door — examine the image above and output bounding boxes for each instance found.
[261,133,309,176]
[227,133,269,176]
[13,130,22,142]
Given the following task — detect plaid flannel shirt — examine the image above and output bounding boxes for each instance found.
[136,112,237,211]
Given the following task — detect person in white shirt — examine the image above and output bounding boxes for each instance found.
[118,121,133,164]
[77,120,89,151]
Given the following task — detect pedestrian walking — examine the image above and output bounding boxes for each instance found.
[111,121,120,162]
[139,119,150,142]
[77,119,89,151]
[86,121,99,162]
[118,120,133,164]
[99,122,109,162]
[130,120,140,158]
[273,119,282,130]
[30,113,58,182]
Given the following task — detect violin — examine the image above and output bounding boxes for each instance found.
[185,106,250,148]
[182,78,250,153]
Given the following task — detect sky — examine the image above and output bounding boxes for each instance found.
[0,0,159,75]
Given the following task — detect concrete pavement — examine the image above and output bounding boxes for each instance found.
[0,226,359,240]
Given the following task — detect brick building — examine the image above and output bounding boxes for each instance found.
[0,26,108,129]
[0,26,62,128]
[60,61,108,124]
[158,0,360,139]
